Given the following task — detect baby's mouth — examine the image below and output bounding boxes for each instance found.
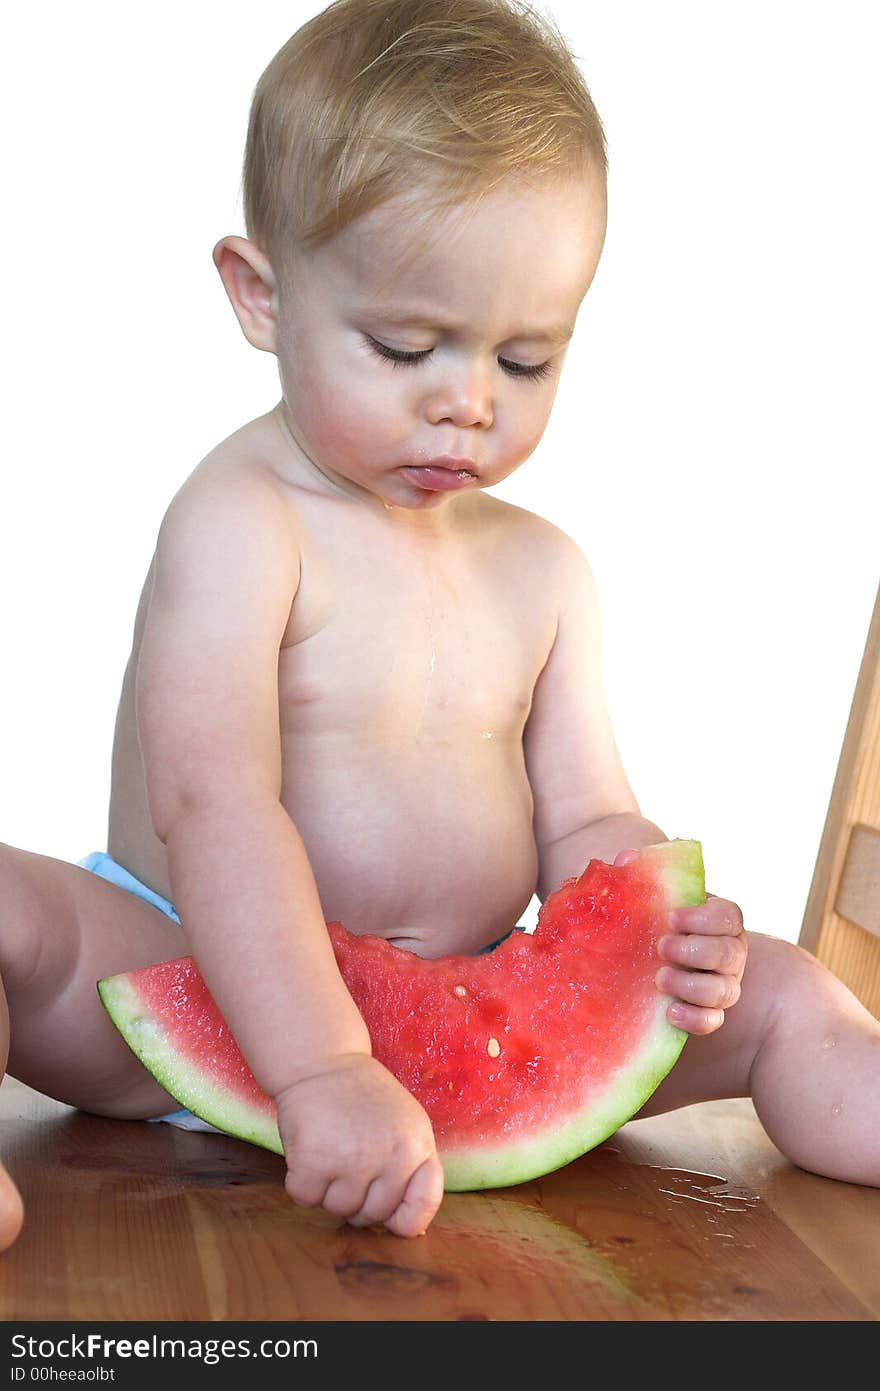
[401,463,479,492]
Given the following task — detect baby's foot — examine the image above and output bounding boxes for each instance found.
[0,1159,24,1250]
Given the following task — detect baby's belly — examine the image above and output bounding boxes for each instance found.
[281,735,538,957]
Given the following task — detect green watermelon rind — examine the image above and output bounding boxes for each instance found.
[97,837,704,1190]
[97,975,284,1155]
[441,1010,686,1190]
[442,839,704,1190]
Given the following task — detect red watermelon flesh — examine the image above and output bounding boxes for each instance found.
[98,839,704,1190]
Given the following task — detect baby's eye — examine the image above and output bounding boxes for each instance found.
[364,335,555,382]
[364,336,431,368]
[498,357,554,382]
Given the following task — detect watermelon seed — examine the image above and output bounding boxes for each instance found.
[487,1037,500,1058]
[453,985,468,998]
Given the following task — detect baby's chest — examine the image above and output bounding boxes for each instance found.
[278,562,553,742]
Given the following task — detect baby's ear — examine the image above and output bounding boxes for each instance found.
[212,235,279,353]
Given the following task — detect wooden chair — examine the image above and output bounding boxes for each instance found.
[800,580,880,1017]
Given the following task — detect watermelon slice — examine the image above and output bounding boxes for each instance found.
[98,839,703,1190]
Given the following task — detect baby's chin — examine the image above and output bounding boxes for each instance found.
[382,469,484,513]
[386,490,478,518]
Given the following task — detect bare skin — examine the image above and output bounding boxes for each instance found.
[107,414,550,959]
[1,170,878,1249]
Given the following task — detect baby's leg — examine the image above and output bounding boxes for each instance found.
[634,931,880,1186]
[0,842,191,1247]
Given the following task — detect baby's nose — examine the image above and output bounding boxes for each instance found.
[425,365,493,429]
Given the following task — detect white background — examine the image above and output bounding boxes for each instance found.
[2,2,877,943]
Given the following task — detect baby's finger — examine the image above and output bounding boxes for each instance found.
[613,849,640,868]
[667,1000,726,1035]
[320,1175,372,1219]
[284,1163,332,1211]
[658,931,747,977]
[385,1156,445,1238]
[672,900,744,936]
[346,1173,408,1229]
[657,965,742,1011]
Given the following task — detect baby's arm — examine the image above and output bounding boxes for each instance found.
[523,529,746,1034]
[136,468,442,1234]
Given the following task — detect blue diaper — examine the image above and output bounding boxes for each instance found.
[79,851,182,921]
[80,849,527,1137]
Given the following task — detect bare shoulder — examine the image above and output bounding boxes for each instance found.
[154,410,302,600]
[472,494,593,599]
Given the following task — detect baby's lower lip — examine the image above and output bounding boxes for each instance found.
[401,465,476,492]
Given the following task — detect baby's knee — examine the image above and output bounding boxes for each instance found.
[746,930,820,980]
[747,930,871,1031]
[0,844,92,1005]
[0,842,48,990]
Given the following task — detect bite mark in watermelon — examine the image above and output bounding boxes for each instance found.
[97,839,704,1190]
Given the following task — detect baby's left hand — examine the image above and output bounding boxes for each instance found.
[614,850,747,1036]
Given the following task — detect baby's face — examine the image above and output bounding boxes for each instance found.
[274,166,606,511]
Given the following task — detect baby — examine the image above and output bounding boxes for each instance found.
[1,0,878,1248]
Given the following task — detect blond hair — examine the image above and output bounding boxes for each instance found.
[242,0,606,275]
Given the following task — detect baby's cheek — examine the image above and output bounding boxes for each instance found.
[299,376,386,465]
[499,395,556,476]
[309,400,359,456]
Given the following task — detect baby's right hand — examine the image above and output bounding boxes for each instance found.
[274,1054,444,1237]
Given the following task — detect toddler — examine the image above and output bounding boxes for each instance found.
[1,0,878,1247]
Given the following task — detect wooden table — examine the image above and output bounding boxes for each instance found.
[1,1078,877,1321]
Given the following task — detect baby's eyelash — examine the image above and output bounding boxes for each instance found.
[366,338,431,369]
[501,357,554,382]
[363,336,554,382]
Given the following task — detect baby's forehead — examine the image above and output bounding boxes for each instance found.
[331,191,468,283]
[326,170,601,292]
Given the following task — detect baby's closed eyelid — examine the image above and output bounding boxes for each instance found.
[363,334,555,381]
[364,335,431,366]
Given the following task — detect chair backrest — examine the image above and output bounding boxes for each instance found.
[800,580,880,1017]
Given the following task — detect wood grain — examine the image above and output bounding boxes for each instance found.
[836,824,880,939]
[801,581,880,1015]
[1,1079,876,1321]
